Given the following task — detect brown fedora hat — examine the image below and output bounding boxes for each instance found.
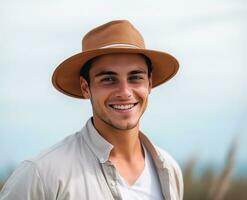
[52,20,179,98]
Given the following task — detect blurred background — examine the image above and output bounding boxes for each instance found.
[1,0,246,199]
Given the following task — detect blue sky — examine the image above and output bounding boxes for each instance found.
[1,0,247,178]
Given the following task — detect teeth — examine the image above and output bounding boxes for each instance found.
[112,104,135,110]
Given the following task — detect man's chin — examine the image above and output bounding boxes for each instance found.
[110,120,139,131]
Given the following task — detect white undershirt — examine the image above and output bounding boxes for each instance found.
[116,145,164,200]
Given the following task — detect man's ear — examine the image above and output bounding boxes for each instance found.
[80,76,91,99]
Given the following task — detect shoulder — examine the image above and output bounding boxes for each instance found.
[23,131,83,180]
[30,131,82,165]
[25,130,88,183]
[154,146,184,200]
[154,145,182,174]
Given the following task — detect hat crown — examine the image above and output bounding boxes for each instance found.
[82,20,145,51]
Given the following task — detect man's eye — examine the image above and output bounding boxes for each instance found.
[101,77,116,82]
[129,75,143,81]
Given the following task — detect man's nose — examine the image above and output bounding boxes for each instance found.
[115,80,132,99]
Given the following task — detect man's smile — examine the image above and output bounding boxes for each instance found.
[109,102,139,111]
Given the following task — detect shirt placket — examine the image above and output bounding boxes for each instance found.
[101,161,123,200]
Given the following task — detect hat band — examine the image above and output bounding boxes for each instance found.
[99,43,140,49]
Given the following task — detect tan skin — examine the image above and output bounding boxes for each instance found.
[80,53,152,186]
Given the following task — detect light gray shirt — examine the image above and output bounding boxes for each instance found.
[0,119,183,200]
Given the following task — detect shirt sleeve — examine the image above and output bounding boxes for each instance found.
[0,161,46,200]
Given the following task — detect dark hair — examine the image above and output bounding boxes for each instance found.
[80,54,153,84]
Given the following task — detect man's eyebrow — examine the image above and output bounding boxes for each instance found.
[94,69,147,77]
[128,70,147,75]
[95,71,117,77]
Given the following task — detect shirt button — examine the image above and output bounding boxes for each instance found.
[111,181,116,187]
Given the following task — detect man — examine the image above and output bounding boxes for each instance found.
[0,20,183,200]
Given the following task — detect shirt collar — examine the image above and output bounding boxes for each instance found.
[82,118,113,163]
[81,118,165,168]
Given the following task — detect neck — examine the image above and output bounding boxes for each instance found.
[92,117,143,161]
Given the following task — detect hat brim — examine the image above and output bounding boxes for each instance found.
[52,47,179,98]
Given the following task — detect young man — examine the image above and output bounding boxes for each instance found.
[0,20,183,200]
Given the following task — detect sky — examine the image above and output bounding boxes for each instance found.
[0,0,247,178]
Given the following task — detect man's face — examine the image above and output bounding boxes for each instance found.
[80,53,152,131]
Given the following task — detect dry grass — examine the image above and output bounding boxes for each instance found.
[183,135,247,200]
[183,168,247,200]
[207,136,238,200]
